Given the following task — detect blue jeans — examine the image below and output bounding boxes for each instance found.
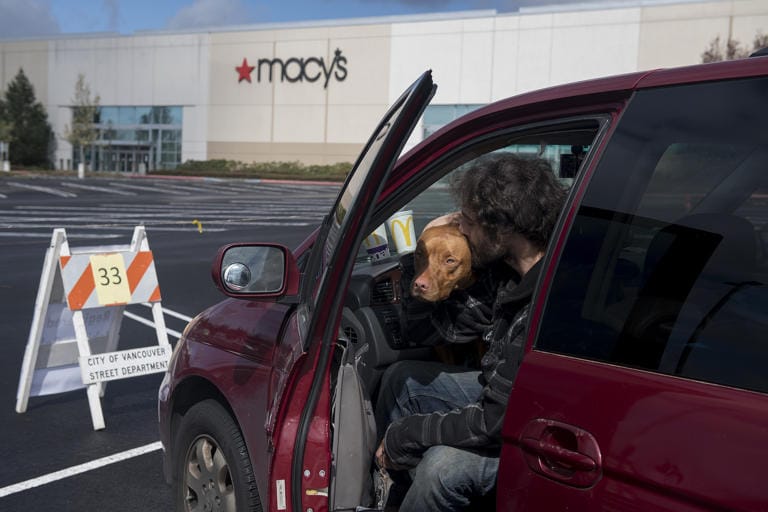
[375,360,498,511]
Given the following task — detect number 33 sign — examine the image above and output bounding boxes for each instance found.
[90,253,131,306]
[59,248,161,311]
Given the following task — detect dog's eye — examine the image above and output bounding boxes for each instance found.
[445,257,457,265]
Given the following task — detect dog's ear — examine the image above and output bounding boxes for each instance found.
[412,238,428,273]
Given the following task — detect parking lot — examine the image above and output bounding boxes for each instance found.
[0,175,337,510]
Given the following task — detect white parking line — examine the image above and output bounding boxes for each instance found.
[108,182,189,195]
[0,442,162,498]
[0,232,123,238]
[8,182,77,197]
[123,310,183,339]
[59,182,137,196]
[0,305,194,498]
[139,303,194,323]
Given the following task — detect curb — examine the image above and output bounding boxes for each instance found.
[253,178,341,187]
[130,175,341,186]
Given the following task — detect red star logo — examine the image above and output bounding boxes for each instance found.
[236,58,255,83]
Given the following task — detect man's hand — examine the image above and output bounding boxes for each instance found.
[375,440,391,469]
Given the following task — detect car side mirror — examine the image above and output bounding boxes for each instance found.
[212,243,300,300]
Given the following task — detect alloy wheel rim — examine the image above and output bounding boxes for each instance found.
[183,435,236,512]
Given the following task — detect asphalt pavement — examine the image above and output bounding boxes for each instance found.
[0,175,338,511]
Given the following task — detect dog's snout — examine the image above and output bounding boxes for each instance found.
[413,275,430,292]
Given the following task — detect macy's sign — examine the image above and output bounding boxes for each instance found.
[236,48,348,88]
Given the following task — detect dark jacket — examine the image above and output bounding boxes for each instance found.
[384,260,541,468]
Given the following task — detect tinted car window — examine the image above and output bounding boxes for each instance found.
[538,76,768,393]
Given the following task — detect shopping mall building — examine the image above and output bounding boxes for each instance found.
[0,0,765,171]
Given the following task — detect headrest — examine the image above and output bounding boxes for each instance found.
[645,213,756,281]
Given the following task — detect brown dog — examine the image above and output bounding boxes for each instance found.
[411,223,475,302]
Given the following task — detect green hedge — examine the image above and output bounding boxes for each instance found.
[152,159,352,182]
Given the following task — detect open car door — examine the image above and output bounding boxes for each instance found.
[269,71,435,512]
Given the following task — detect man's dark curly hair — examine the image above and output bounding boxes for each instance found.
[451,152,567,251]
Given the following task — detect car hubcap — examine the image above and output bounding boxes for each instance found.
[183,435,236,512]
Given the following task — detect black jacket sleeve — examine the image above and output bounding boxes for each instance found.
[383,305,529,468]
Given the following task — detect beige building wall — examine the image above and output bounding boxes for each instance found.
[207,23,391,165]
[389,0,766,105]
[0,40,49,110]
[636,0,767,69]
[388,7,645,105]
[387,0,764,152]
[389,16,496,105]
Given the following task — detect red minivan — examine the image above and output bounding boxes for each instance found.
[159,53,768,511]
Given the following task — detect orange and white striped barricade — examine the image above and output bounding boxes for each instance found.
[16,225,171,430]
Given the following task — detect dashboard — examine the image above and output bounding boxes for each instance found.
[342,255,432,395]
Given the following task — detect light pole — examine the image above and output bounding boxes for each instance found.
[0,141,9,172]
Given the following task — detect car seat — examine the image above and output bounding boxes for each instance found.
[614,213,758,372]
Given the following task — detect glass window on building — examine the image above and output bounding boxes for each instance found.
[422,104,484,138]
[160,129,182,170]
[118,107,136,125]
[97,106,119,126]
[76,105,183,172]
[136,106,152,124]
[152,106,181,125]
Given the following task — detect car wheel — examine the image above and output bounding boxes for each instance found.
[173,399,262,512]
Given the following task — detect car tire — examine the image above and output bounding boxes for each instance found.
[173,399,262,512]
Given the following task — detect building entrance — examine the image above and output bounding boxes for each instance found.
[97,145,152,173]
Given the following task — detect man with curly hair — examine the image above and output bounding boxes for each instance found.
[374,152,567,510]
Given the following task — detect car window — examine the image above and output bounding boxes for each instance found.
[406,137,590,230]
[537,76,768,393]
[354,118,601,263]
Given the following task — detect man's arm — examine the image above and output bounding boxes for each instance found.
[382,305,529,468]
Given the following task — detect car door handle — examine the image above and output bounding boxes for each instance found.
[519,437,597,471]
[519,418,602,488]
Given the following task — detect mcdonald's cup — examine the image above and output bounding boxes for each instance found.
[387,210,416,253]
[363,223,391,262]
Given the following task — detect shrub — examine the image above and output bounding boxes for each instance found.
[164,159,352,181]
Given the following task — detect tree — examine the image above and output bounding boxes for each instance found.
[0,118,11,142]
[64,74,100,170]
[702,32,768,63]
[2,68,53,168]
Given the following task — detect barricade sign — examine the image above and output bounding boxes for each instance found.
[80,345,171,384]
[15,226,171,430]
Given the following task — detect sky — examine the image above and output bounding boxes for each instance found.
[0,0,670,38]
